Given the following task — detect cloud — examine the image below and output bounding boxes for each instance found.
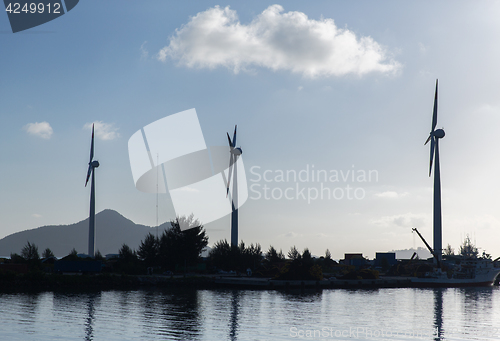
[140,41,149,60]
[372,213,426,228]
[32,213,42,218]
[418,42,429,55]
[375,191,408,198]
[284,232,302,238]
[24,121,53,139]
[158,5,401,78]
[83,121,119,140]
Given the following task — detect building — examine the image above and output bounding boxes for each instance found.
[375,252,397,268]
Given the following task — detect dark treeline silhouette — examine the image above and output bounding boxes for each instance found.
[3,216,359,281]
[209,240,262,272]
[208,242,340,280]
[117,215,209,275]
[136,215,208,273]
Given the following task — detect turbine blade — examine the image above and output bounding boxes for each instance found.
[227,132,233,148]
[232,125,237,147]
[429,137,435,177]
[424,134,432,145]
[85,166,92,187]
[431,79,438,132]
[89,124,95,163]
[226,154,234,197]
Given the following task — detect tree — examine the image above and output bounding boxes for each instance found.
[277,246,323,281]
[9,253,24,264]
[119,244,137,262]
[95,250,104,261]
[42,248,55,259]
[117,244,141,274]
[240,242,262,270]
[69,248,78,256]
[459,236,478,258]
[21,241,41,271]
[444,244,454,256]
[266,245,285,264]
[21,241,40,261]
[287,246,301,261]
[209,239,233,270]
[158,215,208,271]
[322,249,336,269]
[138,233,159,267]
[209,240,262,272]
[302,248,312,260]
[325,249,332,261]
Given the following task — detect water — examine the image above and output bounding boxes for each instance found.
[1,287,500,340]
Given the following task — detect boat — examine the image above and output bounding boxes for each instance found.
[410,81,500,287]
[411,257,500,287]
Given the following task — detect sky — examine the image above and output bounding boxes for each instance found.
[2,1,500,259]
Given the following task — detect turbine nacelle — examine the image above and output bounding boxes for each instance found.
[231,147,242,156]
[424,128,446,145]
[90,160,100,168]
[433,129,445,139]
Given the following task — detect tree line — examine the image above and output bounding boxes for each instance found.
[5,215,342,280]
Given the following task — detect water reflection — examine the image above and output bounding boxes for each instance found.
[1,288,500,341]
[17,292,42,335]
[157,289,201,340]
[229,290,240,341]
[84,293,100,341]
[433,289,443,341]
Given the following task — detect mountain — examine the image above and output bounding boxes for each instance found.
[391,247,433,260]
[0,209,171,257]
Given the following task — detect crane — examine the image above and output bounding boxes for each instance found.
[412,227,441,268]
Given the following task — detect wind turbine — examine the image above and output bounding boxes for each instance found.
[424,79,445,265]
[226,125,242,248]
[85,124,99,257]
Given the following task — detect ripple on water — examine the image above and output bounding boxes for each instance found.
[1,287,500,340]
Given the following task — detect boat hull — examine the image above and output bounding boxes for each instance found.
[411,268,500,288]
[411,280,495,288]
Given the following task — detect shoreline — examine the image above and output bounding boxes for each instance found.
[2,273,498,293]
[0,273,416,293]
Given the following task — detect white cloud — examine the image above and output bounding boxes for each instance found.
[418,42,429,55]
[372,213,426,229]
[375,191,408,198]
[32,213,42,218]
[140,41,149,60]
[284,232,302,238]
[158,5,401,78]
[24,121,53,139]
[83,121,119,140]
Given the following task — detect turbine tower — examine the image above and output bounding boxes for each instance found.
[424,80,445,265]
[226,125,242,247]
[85,124,99,257]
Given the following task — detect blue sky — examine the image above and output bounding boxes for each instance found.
[2,1,500,259]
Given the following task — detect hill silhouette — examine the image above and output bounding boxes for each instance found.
[0,209,171,257]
